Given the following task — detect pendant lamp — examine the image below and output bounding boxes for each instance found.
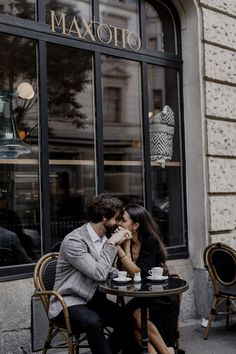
[0,82,34,159]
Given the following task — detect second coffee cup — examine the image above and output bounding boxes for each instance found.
[148,267,163,278]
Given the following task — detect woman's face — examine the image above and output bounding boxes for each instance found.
[120,210,136,232]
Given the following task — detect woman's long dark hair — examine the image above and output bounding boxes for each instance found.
[123,203,167,264]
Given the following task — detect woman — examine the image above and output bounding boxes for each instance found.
[116,203,179,354]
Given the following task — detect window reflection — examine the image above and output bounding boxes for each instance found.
[47,44,95,249]
[0,0,35,20]
[45,0,91,31]
[148,64,184,246]
[0,33,40,266]
[100,0,140,48]
[145,1,176,53]
[102,55,143,205]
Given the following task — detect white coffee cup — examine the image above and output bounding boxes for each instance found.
[148,267,163,278]
[117,271,127,280]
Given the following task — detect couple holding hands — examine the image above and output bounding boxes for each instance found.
[49,194,179,354]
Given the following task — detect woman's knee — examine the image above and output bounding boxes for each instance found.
[133,308,141,328]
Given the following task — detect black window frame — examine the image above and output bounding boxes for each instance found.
[0,0,188,281]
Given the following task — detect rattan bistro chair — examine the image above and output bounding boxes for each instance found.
[203,242,236,339]
[33,252,88,354]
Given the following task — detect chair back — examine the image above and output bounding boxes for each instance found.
[203,243,236,293]
[33,252,59,314]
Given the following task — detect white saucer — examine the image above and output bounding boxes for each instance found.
[113,277,132,283]
[147,275,168,282]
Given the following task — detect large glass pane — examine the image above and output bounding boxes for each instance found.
[47,44,95,250]
[0,0,35,20]
[46,0,91,33]
[0,33,40,266]
[145,1,176,54]
[99,0,140,51]
[147,64,184,246]
[102,55,143,205]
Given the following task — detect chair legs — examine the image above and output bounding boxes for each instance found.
[68,335,74,354]
[204,297,218,340]
[204,296,236,339]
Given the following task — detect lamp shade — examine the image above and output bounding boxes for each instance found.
[0,91,32,159]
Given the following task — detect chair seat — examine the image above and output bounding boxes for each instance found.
[219,286,236,297]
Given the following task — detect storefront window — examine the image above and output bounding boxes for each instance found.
[45,0,92,32]
[99,0,140,48]
[0,0,35,20]
[47,43,95,250]
[145,1,176,53]
[102,55,144,205]
[0,0,185,276]
[148,64,184,246]
[0,33,40,266]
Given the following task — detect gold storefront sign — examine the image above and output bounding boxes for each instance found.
[50,10,141,51]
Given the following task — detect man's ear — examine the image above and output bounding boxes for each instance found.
[102,217,107,224]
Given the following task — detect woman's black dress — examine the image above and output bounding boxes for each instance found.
[123,235,180,353]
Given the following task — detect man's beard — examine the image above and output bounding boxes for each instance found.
[105,223,119,238]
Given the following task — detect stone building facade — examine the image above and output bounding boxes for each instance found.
[0,0,236,352]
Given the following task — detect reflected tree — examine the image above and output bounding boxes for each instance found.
[0,0,91,133]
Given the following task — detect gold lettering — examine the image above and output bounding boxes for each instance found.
[121,28,128,48]
[49,10,142,51]
[97,24,112,44]
[127,31,141,51]
[82,19,95,42]
[50,10,66,35]
[111,26,119,47]
[68,16,82,37]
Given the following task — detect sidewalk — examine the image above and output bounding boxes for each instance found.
[46,318,236,354]
[178,319,236,354]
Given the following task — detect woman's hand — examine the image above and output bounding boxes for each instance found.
[107,228,132,246]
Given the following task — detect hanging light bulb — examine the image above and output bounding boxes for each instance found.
[0,83,34,159]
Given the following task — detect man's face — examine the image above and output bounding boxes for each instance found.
[104,213,120,237]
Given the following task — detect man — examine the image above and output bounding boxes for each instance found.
[49,194,132,354]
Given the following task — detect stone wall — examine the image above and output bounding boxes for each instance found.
[200,0,236,249]
[0,279,34,354]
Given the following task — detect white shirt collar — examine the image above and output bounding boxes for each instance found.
[86,223,107,253]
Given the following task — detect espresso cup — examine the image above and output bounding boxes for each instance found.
[148,267,163,278]
[117,271,127,280]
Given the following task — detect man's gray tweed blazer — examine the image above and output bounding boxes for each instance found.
[49,223,118,319]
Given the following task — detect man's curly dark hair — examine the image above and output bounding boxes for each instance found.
[86,194,123,223]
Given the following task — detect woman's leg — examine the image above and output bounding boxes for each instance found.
[134,329,158,354]
[133,309,175,354]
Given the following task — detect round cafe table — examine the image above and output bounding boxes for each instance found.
[99,276,189,354]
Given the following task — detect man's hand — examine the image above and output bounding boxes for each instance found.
[107,228,132,246]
